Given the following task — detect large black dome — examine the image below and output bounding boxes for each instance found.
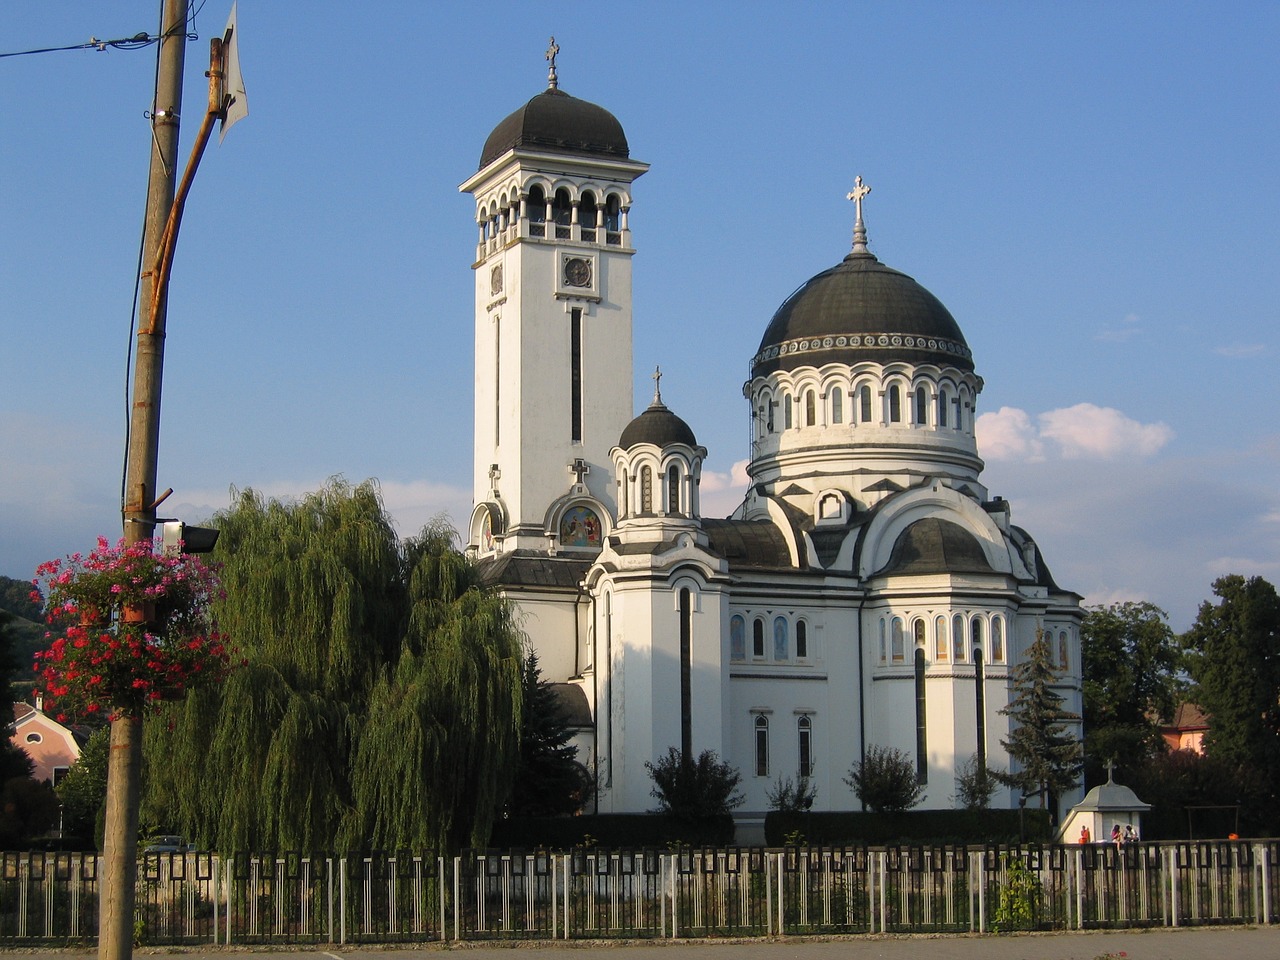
[479,87,629,170]
[619,401,698,450]
[751,250,973,378]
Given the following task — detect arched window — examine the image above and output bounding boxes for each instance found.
[528,185,547,224]
[754,715,769,777]
[935,615,948,661]
[888,385,902,423]
[831,387,843,424]
[953,397,962,430]
[859,384,873,423]
[805,390,816,426]
[914,386,928,425]
[667,464,680,514]
[621,469,630,516]
[551,188,572,230]
[913,618,926,651]
[953,614,965,661]
[783,394,793,429]
[891,616,905,662]
[766,397,775,432]
[774,616,789,660]
[604,194,622,233]
[1058,630,1069,671]
[796,620,808,659]
[914,647,928,784]
[579,190,598,240]
[798,716,813,777]
[879,618,887,662]
[938,390,950,427]
[971,616,984,660]
[753,618,765,658]
[730,615,746,661]
[640,466,653,513]
[991,617,1004,662]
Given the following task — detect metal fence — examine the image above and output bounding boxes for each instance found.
[0,841,1276,945]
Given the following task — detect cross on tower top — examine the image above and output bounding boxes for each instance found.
[652,365,663,405]
[546,37,560,89]
[846,175,872,253]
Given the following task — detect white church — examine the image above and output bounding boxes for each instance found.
[461,50,1084,829]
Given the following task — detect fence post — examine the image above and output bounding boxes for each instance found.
[339,857,348,944]
[1261,844,1272,926]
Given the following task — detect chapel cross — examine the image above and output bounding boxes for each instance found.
[569,457,590,485]
[546,37,560,88]
[652,365,663,404]
[847,175,872,253]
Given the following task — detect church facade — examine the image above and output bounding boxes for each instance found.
[461,56,1084,827]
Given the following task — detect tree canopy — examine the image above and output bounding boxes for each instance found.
[1000,630,1083,807]
[142,479,525,853]
[1080,601,1182,781]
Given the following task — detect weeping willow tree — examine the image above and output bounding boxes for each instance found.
[142,479,524,853]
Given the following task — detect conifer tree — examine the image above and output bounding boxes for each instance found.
[1000,629,1083,807]
[508,653,587,818]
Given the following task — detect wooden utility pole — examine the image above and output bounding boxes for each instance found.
[102,3,187,960]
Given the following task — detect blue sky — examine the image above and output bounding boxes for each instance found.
[4,2,1278,631]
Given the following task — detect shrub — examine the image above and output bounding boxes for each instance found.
[844,745,923,813]
[645,748,743,820]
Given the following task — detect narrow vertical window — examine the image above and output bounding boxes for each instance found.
[974,647,986,771]
[891,616,905,662]
[767,398,775,432]
[1058,630,1069,671]
[641,466,653,513]
[935,615,948,661]
[860,385,873,423]
[831,387,843,424]
[730,615,746,661]
[971,617,984,660]
[773,616,789,660]
[938,391,948,427]
[680,588,692,764]
[784,394,793,429]
[667,464,680,514]
[805,390,816,426]
[914,648,928,784]
[493,316,501,446]
[953,614,965,662]
[570,308,583,443]
[798,716,813,778]
[796,620,808,659]
[753,618,765,658]
[621,469,630,517]
[913,618,926,653]
[888,385,902,423]
[991,617,1004,662]
[879,617,887,662]
[914,386,927,424]
[754,715,769,777]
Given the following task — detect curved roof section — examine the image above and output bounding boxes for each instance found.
[878,517,994,577]
[703,519,795,570]
[619,401,698,450]
[752,250,973,378]
[480,87,629,170]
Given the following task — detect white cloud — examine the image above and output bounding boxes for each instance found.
[1095,312,1143,342]
[1039,403,1173,459]
[979,403,1173,462]
[1214,343,1266,359]
[700,458,751,519]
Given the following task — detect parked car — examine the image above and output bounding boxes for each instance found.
[142,835,188,853]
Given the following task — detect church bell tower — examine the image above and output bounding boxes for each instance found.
[461,41,649,555]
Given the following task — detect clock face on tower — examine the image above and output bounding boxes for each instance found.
[563,257,592,288]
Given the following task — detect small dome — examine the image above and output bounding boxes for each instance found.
[479,88,629,170]
[879,518,993,577]
[619,401,697,450]
[751,250,973,378]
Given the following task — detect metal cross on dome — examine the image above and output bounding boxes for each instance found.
[546,37,559,88]
[847,175,871,253]
[652,365,663,404]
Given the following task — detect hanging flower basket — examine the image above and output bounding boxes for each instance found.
[32,537,236,720]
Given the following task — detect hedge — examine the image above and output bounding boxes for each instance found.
[487,813,735,851]
[765,809,1053,847]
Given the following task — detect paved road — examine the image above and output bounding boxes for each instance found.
[8,928,1280,960]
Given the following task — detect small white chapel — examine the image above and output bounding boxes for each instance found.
[460,45,1084,829]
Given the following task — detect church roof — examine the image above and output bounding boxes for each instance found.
[619,400,698,450]
[703,519,795,570]
[752,250,973,378]
[480,87,630,170]
[1075,772,1151,813]
[878,517,994,577]
[548,683,593,727]
[474,551,593,590]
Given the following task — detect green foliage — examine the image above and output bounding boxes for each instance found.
[0,575,44,622]
[645,748,744,820]
[508,653,589,818]
[489,813,735,849]
[1081,602,1181,782]
[0,774,58,848]
[1000,630,1082,805]
[0,610,36,782]
[57,727,109,847]
[844,745,923,813]
[1181,575,1280,774]
[766,774,817,813]
[992,856,1042,933]
[142,480,525,854]
[954,753,1002,810]
[764,808,1052,846]
[1124,746,1266,839]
